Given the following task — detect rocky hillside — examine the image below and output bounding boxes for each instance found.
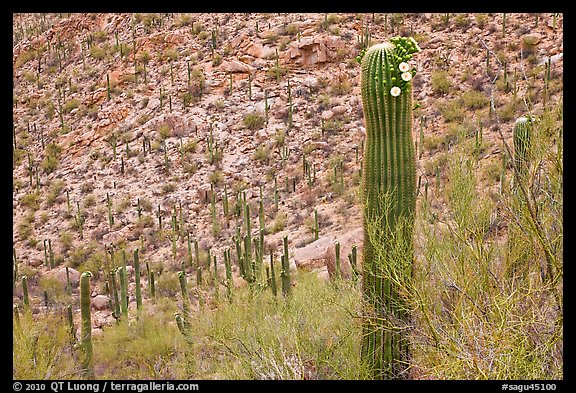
[12,13,563,335]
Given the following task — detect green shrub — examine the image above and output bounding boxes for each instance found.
[21,193,40,210]
[438,98,464,123]
[89,46,106,60]
[431,70,452,95]
[252,145,272,162]
[461,90,489,110]
[13,313,81,379]
[243,112,265,130]
[62,99,80,114]
[41,155,58,174]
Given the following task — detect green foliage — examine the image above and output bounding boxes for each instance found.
[438,98,464,123]
[461,90,489,110]
[252,144,272,162]
[62,99,80,114]
[243,112,265,130]
[431,70,452,95]
[21,193,41,210]
[41,155,59,173]
[268,211,288,234]
[89,45,106,60]
[13,313,81,379]
[94,300,184,378]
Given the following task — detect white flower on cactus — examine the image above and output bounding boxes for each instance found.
[401,72,412,82]
[390,86,401,97]
[399,62,410,72]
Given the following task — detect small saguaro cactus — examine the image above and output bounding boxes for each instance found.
[358,37,421,379]
[513,116,533,183]
[117,266,128,318]
[22,275,30,311]
[80,271,94,378]
[134,249,142,310]
[178,271,192,332]
[281,235,291,297]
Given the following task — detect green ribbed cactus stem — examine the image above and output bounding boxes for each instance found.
[49,239,54,269]
[335,241,341,280]
[281,235,291,297]
[22,276,30,311]
[212,256,220,301]
[66,266,72,295]
[187,230,193,269]
[513,116,533,184]
[66,304,75,341]
[314,209,319,240]
[14,304,20,326]
[44,239,49,268]
[107,73,111,100]
[109,268,121,319]
[235,236,245,279]
[80,271,94,378]
[194,239,200,271]
[175,313,186,335]
[258,228,265,279]
[269,252,277,297]
[178,271,192,332]
[134,249,142,310]
[224,249,233,302]
[359,37,420,379]
[244,204,254,283]
[196,265,203,288]
[223,184,230,219]
[349,245,359,281]
[150,269,156,298]
[117,266,128,317]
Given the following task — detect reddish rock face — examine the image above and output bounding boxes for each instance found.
[286,34,345,66]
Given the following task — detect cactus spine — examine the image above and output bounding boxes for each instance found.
[80,271,94,378]
[513,116,533,183]
[359,37,420,379]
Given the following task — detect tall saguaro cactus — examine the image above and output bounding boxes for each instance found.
[359,37,420,379]
[80,271,94,378]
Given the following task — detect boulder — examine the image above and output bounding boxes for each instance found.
[331,105,347,116]
[324,227,363,279]
[293,236,336,271]
[54,267,81,286]
[92,295,110,310]
[245,43,276,59]
[522,33,542,47]
[321,110,334,120]
[29,256,44,267]
[221,59,256,74]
